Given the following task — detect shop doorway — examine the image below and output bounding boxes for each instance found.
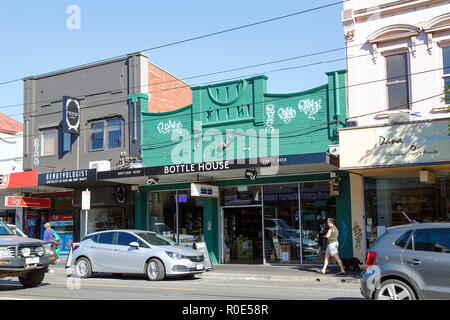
[222,207,263,264]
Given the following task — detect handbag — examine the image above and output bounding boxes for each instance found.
[47,229,60,246]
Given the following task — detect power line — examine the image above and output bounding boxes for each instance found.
[0,40,437,118]
[0,0,347,87]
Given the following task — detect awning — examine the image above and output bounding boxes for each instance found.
[0,171,38,189]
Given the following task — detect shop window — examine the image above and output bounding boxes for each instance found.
[148,190,204,248]
[40,128,57,156]
[412,228,450,253]
[385,52,410,110]
[220,185,261,206]
[443,46,450,104]
[263,184,300,264]
[86,208,124,234]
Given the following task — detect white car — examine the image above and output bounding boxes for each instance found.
[68,229,206,281]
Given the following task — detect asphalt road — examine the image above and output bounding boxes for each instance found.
[0,270,363,301]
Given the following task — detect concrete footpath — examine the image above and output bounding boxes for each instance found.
[50,259,362,285]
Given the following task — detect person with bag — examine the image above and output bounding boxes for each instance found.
[43,222,61,257]
[320,218,346,275]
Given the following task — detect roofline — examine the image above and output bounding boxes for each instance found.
[23,52,149,81]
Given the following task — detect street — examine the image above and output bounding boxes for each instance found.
[0,270,363,300]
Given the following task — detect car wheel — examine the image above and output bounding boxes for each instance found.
[18,268,47,288]
[146,258,165,281]
[75,257,93,278]
[375,279,416,300]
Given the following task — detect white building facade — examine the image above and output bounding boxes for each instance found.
[339,0,450,260]
[0,128,24,228]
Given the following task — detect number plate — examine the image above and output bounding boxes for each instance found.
[196,263,204,270]
[26,257,39,264]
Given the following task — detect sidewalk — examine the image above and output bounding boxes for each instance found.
[51,259,362,284]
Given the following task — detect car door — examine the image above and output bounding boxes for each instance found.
[401,227,450,299]
[89,231,116,273]
[113,232,147,274]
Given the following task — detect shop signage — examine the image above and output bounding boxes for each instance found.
[63,96,80,135]
[191,183,219,198]
[0,171,38,189]
[82,190,91,210]
[38,169,96,185]
[374,121,450,165]
[340,120,450,168]
[5,196,50,208]
[97,168,145,180]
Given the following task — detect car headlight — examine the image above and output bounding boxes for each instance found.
[43,244,54,255]
[36,247,45,257]
[0,247,13,258]
[21,248,31,257]
[165,251,185,259]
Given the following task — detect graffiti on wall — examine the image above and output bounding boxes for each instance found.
[353,220,363,250]
[158,120,183,135]
[265,105,275,133]
[277,107,296,124]
[298,99,322,120]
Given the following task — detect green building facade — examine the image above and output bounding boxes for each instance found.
[136,70,353,265]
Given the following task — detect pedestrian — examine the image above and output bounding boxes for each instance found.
[43,222,61,257]
[320,218,346,275]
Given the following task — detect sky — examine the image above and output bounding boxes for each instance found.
[0,0,346,124]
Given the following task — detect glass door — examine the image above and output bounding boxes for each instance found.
[263,183,300,264]
[223,207,263,264]
[300,181,336,264]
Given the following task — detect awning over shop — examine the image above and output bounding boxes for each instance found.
[97,152,339,185]
[0,171,38,189]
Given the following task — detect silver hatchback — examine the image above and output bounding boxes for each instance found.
[360,223,450,300]
[68,230,206,280]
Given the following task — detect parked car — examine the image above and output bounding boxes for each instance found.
[7,224,27,238]
[0,220,57,287]
[360,223,450,300]
[68,229,206,281]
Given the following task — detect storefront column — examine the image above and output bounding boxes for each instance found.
[134,190,148,230]
[336,173,354,259]
[203,198,219,264]
[349,173,366,262]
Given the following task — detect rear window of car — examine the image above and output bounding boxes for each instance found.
[412,228,450,253]
[395,230,412,248]
[82,234,99,243]
[98,232,115,244]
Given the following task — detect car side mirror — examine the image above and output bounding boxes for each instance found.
[129,242,140,248]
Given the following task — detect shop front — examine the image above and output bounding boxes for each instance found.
[340,118,450,253]
[137,70,354,265]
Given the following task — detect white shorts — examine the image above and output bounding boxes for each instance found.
[326,242,339,257]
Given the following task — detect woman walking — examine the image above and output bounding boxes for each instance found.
[320,218,346,275]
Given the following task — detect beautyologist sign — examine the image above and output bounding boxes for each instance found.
[63,96,80,135]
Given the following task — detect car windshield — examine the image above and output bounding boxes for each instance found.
[275,220,291,229]
[136,232,176,246]
[0,221,14,235]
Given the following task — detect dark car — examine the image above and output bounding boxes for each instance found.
[0,220,57,287]
[360,223,450,300]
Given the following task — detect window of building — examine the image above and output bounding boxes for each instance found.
[443,46,450,104]
[386,52,410,110]
[90,121,104,150]
[40,128,57,156]
[89,118,124,151]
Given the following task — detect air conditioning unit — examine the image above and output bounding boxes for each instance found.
[388,111,410,124]
[89,160,111,172]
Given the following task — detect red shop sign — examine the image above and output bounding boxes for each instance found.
[5,196,50,208]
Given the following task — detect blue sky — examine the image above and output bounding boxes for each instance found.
[0,0,346,123]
